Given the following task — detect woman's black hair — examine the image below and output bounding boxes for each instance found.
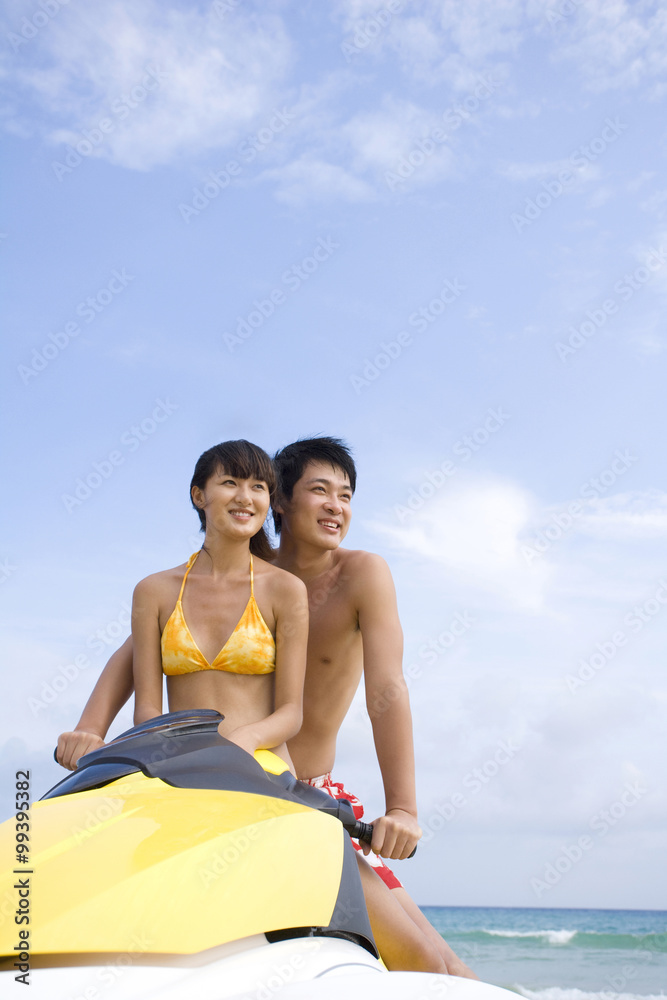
[190,440,276,560]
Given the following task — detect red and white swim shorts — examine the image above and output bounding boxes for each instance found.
[300,772,403,890]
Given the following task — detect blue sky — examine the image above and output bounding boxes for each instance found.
[1,0,666,910]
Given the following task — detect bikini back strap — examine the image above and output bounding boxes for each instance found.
[249,554,254,597]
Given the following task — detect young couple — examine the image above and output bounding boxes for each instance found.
[57,436,475,979]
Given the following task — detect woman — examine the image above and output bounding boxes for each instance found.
[131,439,307,768]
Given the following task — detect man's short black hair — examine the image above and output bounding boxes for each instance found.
[273,436,356,533]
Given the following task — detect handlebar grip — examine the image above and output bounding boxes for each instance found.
[353,820,374,845]
[350,820,417,858]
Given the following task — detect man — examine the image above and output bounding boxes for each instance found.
[57,437,475,977]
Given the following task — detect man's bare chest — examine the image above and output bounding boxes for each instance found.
[305,577,359,662]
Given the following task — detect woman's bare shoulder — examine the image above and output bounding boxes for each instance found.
[133,562,188,598]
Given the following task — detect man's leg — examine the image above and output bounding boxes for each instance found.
[390,886,478,979]
[358,855,477,977]
[302,773,477,977]
[355,855,446,973]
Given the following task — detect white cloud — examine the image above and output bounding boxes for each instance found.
[629,170,658,193]
[257,91,461,203]
[344,98,440,167]
[6,0,665,188]
[586,184,614,209]
[576,491,667,538]
[500,159,600,185]
[4,1,292,170]
[365,482,667,623]
[631,329,667,357]
[333,0,528,92]
[630,232,667,296]
[366,476,551,611]
[342,97,457,184]
[263,156,376,205]
[550,0,667,92]
[335,0,667,102]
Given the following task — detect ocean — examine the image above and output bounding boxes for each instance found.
[421,906,666,998]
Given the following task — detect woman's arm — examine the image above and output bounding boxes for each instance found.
[131,577,165,724]
[56,636,135,770]
[225,572,308,755]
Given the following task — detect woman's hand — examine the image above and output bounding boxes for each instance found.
[220,723,259,758]
[56,730,105,771]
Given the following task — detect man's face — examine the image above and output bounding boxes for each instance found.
[279,460,353,549]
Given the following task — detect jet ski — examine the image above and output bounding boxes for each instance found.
[0,710,517,999]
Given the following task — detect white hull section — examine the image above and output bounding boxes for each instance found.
[1,936,517,1000]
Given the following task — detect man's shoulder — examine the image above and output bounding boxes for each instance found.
[258,558,308,597]
[337,549,400,631]
[336,548,393,586]
[337,547,389,569]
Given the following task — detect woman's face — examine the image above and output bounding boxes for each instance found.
[193,466,271,539]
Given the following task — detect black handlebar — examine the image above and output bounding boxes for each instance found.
[52,719,419,860]
[347,818,417,859]
[352,819,374,845]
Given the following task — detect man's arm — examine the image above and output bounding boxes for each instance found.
[357,552,422,861]
[56,636,135,770]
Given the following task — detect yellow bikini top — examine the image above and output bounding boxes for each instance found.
[161,552,276,676]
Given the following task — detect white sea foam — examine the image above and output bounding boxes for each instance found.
[484,929,578,946]
[515,987,666,1000]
